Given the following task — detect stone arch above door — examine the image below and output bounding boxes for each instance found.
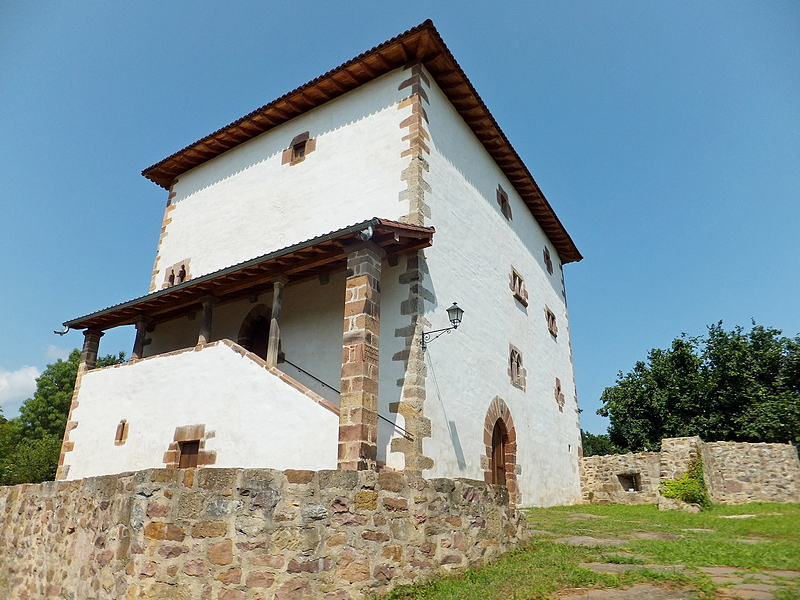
[482,396,520,506]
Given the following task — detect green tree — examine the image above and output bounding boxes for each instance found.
[580,430,619,456]
[0,348,125,486]
[598,323,800,452]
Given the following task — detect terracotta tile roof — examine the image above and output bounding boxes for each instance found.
[64,218,434,331]
[141,20,581,263]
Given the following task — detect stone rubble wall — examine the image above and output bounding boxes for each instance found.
[0,468,527,600]
[580,437,800,506]
[702,441,800,505]
[659,436,703,482]
[579,453,660,505]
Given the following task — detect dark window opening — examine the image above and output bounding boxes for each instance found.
[292,142,306,160]
[167,270,175,286]
[497,185,512,220]
[245,315,271,360]
[509,348,523,386]
[491,421,507,486]
[617,473,641,492]
[178,440,200,468]
[543,247,553,275]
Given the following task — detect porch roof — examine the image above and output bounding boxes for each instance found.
[64,218,433,332]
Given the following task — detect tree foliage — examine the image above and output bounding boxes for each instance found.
[0,348,125,486]
[580,430,619,456]
[599,323,800,452]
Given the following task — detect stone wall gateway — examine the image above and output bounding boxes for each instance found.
[0,468,527,599]
[580,437,800,507]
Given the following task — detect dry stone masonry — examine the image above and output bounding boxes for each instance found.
[0,468,526,599]
[580,437,800,506]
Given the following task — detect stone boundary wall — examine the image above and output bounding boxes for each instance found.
[580,437,800,506]
[0,468,527,600]
[579,452,659,505]
[702,441,800,505]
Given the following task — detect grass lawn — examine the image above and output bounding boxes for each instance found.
[379,503,800,600]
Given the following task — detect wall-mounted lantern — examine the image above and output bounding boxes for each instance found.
[421,302,464,351]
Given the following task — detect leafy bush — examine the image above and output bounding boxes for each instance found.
[660,457,712,509]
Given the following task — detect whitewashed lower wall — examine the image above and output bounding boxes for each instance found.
[65,343,339,480]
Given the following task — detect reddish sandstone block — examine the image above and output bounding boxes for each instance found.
[248,554,284,568]
[361,531,390,542]
[382,498,408,512]
[207,539,233,565]
[215,568,241,584]
[183,560,208,577]
[245,571,275,588]
[146,502,169,518]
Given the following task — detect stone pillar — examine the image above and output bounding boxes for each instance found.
[197,297,217,345]
[338,243,385,471]
[131,316,151,360]
[266,275,288,368]
[79,329,104,373]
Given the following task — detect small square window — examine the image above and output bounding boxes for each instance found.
[282,131,316,165]
[509,268,528,306]
[545,306,558,338]
[508,345,525,390]
[497,185,512,220]
[617,473,641,492]
[178,440,200,468]
[554,378,565,412]
[114,419,129,446]
[543,247,553,275]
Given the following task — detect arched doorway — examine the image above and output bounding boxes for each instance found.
[483,396,520,506]
[238,304,272,361]
[491,420,507,486]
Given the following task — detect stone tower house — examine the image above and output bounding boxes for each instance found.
[59,21,583,507]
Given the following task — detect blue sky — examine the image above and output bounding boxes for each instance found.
[1,2,798,434]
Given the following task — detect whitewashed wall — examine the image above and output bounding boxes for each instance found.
[140,260,418,468]
[420,69,582,506]
[66,343,339,480]
[155,69,412,282]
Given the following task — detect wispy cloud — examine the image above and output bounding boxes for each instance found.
[46,345,72,362]
[0,365,39,417]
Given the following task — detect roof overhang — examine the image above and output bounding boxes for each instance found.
[141,20,582,264]
[64,219,433,332]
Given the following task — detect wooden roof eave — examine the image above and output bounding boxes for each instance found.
[64,219,434,332]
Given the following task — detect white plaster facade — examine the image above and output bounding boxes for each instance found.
[152,70,410,287]
[68,343,339,480]
[62,23,582,506]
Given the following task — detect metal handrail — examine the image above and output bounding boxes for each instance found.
[281,358,414,441]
